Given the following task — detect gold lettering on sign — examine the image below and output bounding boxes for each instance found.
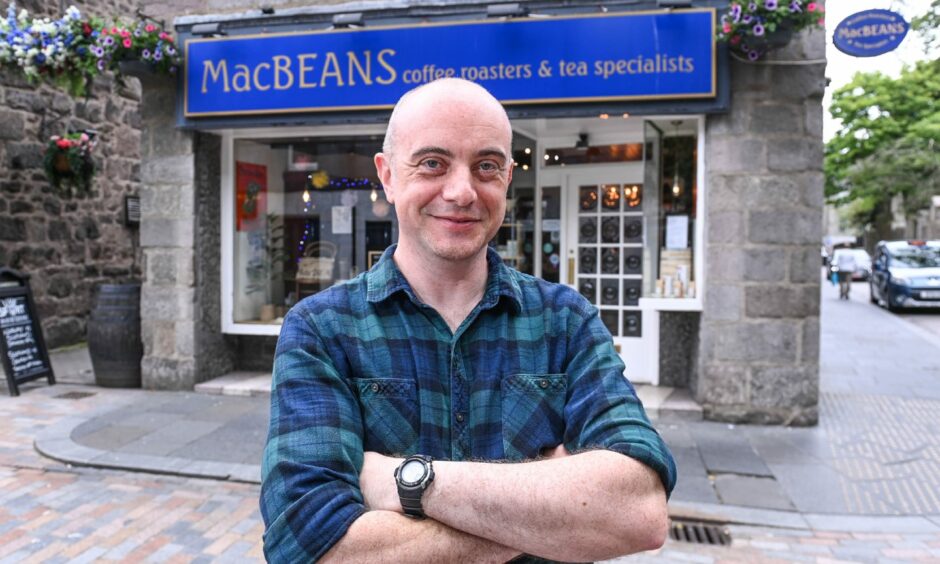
[202,59,229,93]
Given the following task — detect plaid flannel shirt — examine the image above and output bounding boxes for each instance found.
[261,245,676,562]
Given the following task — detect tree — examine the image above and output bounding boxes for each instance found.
[824,57,940,233]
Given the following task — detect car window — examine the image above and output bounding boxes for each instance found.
[890,247,940,268]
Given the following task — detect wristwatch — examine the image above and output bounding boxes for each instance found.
[394,454,435,519]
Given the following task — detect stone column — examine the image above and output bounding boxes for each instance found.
[138,74,199,389]
[696,28,826,425]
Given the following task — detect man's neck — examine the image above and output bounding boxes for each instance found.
[393,245,489,333]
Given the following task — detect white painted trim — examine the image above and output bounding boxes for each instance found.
[220,130,236,334]
[695,116,707,314]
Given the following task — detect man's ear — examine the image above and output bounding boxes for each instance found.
[374,152,395,204]
[506,159,514,187]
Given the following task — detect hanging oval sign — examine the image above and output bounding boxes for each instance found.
[834,9,909,57]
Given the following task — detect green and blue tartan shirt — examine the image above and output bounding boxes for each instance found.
[261,246,676,562]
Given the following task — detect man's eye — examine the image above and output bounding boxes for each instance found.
[421,159,442,170]
[478,161,500,172]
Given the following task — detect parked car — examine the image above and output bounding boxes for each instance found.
[870,240,940,311]
[828,248,872,281]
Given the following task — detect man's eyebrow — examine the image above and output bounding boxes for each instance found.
[409,146,454,160]
[477,148,509,161]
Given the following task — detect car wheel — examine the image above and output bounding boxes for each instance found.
[885,290,900,312]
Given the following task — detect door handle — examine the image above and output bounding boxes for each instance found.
[568,258,575,285]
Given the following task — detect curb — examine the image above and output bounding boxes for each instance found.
[668,501,940,534]
[33,412,261,484]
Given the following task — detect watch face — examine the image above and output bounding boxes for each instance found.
[400,459,427,486]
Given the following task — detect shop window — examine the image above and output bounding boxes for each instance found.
[543,142,645,166]
[651,130,697,299]
[232,136,393,325]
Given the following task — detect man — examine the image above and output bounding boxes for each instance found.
[835,249,857,300]
[261,78,676,563]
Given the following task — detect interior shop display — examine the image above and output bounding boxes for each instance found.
[580,218,597,243]
[624,218,643,243]
[601,279,619,305]
[602,248,620,274]
[579,279,596,303]
[624,249,643,275]
[579,247,597,274]
[602,217,620,243]
[579,186,598,211]
[623,311,642,338]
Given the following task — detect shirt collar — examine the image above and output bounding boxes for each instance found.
[366,244,523,313]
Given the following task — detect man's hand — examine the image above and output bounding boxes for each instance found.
[359,452,402,512]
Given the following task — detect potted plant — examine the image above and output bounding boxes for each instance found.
[717,0,825,61]
[245,214,292,322]
[42,131,97,198]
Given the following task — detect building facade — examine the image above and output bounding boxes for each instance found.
[1,0,825,425]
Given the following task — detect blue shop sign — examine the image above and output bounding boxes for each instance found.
[183,10,716,117]
[834,9,909,57]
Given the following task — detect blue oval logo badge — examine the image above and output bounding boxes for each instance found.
[834,9,909,57]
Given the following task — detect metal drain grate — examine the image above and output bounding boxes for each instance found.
[54,391,96,400]
[669,520,731,546]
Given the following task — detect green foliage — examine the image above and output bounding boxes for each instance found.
[42,131,97,198]
[0,3,180,98]
[824,57,940,231]
[911,0,940,54]
[717,0,826,61]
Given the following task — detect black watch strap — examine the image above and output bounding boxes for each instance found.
[395,454,434,519]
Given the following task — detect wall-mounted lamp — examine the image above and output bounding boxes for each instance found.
[260,5,275,15]
[487,3,529,18]
[191,22,226,37]
[656,0,693,8]
[333,12,364,28]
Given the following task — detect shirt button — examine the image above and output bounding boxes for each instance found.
[370,383,379,392]
[539,379,549,389]
[455,413,465,423]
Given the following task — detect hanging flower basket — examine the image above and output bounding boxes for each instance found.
[0,3,181,97]
[717,0,825,61]
[42,132,97,198]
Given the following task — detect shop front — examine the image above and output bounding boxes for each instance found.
[140,0,823,424]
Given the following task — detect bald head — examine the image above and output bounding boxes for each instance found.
[382,78,512,160]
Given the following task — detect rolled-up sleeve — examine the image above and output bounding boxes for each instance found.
[260,308,367,562]
[562,306,677,497]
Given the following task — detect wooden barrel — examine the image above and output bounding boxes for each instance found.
[87,284,142,388]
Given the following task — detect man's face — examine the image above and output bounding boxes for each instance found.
[375,90,513,265]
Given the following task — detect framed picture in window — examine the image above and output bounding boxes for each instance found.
[367,250,383,269]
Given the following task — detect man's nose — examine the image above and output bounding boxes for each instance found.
[441,167,477,207]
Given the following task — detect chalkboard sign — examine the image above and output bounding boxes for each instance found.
[0,268,55,396]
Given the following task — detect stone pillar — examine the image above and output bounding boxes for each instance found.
[696,28,826,425]
[138,74,199,390]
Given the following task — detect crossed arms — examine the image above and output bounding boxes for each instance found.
[322,448,668,563]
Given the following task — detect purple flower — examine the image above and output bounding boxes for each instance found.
[93,46,104,57]
[103,35,114,46]
[753,23,765,36]
[742,14,752,24]
[731,3,742,22]
[765,0,778,8]
[153,51,162,61]
[748,2,757,11]
[790,0,802,12]
[141,48,150,59]
[97,58,105,70]
[748,50,761,61]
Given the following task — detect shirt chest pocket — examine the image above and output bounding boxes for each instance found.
[500,374,567,461]
[354,378,419,456]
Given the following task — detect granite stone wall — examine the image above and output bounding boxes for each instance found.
[696,28,826,425]
[0,1,146,353]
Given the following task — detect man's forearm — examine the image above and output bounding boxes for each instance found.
[427,451,667,561]
[361,450,667,562]
[320,510,520,564]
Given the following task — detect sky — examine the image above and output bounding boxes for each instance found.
[822,0,933,141]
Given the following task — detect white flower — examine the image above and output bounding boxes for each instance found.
[66,5,81,20]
